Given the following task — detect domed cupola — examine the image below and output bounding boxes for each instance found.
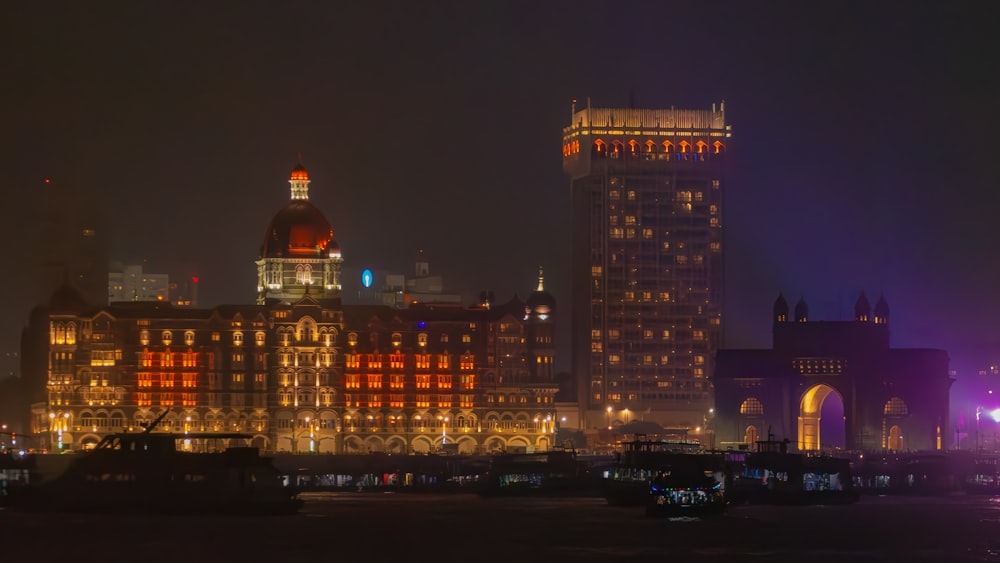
[874,295,890,325]
[773,292,789,323]
[525,267,556,320]
[794,297,809,323]
[255,158,344,305]
[855,291,871,322]
[259,159,340,260]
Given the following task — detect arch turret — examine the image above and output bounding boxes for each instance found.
[874,295,890,325]
[855,292,871,322]
[773,292,789,323]
[794,298,808,323]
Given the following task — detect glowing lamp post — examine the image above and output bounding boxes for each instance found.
[438,415,449,445]
[48,412,56,451]
[606,406,613,430]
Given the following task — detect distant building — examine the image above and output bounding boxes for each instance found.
[168,276,199,308]
[377,250,463,308]
[21,161,558,454]
[713,293,952,452]
[108,264,169,303]
[562,100,730,431]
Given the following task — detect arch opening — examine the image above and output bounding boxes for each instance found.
[798,384,845,452]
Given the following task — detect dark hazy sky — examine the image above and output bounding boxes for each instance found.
[3,1,1000,409]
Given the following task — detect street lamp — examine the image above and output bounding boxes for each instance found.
[304,417,312,453]
[438,415,449,445]
[48,412,55,451]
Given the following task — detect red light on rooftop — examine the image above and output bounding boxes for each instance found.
[44,178,51,184]
[191,276,199,283]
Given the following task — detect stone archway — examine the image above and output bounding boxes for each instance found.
[798,384,844,451]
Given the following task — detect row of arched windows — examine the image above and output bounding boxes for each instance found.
[562,138,727,158]
[738,395,910,416]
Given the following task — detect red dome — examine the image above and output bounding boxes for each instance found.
[290,164,309,181]
[260,200,338,258]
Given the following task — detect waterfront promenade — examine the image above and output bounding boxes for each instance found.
[2,492,999,562]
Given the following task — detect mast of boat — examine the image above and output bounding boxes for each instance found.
[144,410,171,434]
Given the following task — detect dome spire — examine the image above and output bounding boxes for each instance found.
[536,266,545,292]
[289,155,310,200]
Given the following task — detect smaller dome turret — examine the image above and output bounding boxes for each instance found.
[855,292,871,322]
[290,163,309,182]
[526,266,556,320]
[773,292,789,323]
[874,295,890,325]
[794,297,808,323]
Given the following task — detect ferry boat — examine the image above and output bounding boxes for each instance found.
[644,464,726,518]
[477,447,597,497]
[727,439,859,505]
[602,436,728,510]
[960,453,1000,495]
[6,411,302,515]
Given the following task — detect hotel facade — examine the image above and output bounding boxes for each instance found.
[562,101,730,432]
[21,163,559,455]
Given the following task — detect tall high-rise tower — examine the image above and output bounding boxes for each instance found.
[562,101,731,431]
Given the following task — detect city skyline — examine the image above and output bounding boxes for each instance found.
[4,2,999,415]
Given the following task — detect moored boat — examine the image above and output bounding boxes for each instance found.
[477,447,597,497]
[727,439,859,505]
[602,436,728,508]
[6,411,302,515]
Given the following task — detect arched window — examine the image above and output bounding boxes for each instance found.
[884,397,908,416]
[184,331,195,346]
[296,264,312,284]
[713,141,726,154]
[161,331,173,346]
[662,141,674,154]
[610,140,624,159]
[744,425,759,446]
[298,318,317,342]
[740,397,764,415]
[887,425,904,451]
[592,139,607,157]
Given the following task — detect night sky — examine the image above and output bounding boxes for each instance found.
[3,2,999,416]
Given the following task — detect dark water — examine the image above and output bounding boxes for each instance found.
[3,492,1000,562]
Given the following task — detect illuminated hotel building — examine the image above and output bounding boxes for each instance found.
[24,163,558,454]
[562,101,731,431]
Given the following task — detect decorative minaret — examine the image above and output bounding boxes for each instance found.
[794,297,809,323]
[874,295,890,325]
[855,292,871,322]
[773,292,789,324]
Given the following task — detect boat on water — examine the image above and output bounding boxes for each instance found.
[727,439,859,505]
[644,465,726,518]
[6,411,302,515]
[602,436,728,513]
[477,447,597,497]
[961,453,1000,495]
